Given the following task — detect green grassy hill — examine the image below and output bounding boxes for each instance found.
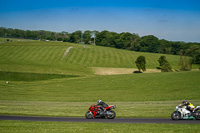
[0,39,198,75]
[0,39,199,118]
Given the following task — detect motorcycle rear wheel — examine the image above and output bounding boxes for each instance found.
[107,110,116,119]
[171,111,181,120]
[85,111,93,119]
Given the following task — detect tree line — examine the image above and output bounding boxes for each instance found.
[0,27,199,64]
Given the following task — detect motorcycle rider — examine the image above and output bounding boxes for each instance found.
[96,100,108,114]
[179,99,195,112]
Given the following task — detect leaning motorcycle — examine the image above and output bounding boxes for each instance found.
[171,104,200,120]
[85,104,116,119]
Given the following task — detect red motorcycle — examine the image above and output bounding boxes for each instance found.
[85,104,116,119]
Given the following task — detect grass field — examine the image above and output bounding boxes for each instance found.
[0,120,199,133]
[0,39,200,132]
[0,71,199,117]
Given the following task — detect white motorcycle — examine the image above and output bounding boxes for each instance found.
[171,104,200,120]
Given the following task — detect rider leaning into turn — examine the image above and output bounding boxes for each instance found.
[179,99,195,112]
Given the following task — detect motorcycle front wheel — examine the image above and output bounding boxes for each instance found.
[194,111,200,120]
[85,111,93,119]
[106,110,116,119]
[171,111,181,120]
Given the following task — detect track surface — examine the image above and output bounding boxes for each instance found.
[0,115,200,124]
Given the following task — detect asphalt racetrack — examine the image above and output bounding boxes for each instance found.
[0,115,200,124]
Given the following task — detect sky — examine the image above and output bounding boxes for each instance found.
[0,0,200,42]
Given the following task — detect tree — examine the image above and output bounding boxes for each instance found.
[158,56,167,67]
[130,34,140,51]
[83,30,92,44]
[139,35,160,53]
[158,39,172,54]
[116,32,132,49]
[135,56,146,72]
[69,30,82,43]
[161,62,173,72]
[96,30,119,47]
[179,50,192,71]
[185,45,200,64]
[171,42,184,55]
[95,30,109,46]
[158,56,172,72]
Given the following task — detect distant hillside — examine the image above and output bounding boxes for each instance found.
[1,27,200,65]
[0,39,199,76]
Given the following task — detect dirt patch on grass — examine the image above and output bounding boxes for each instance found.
[61,46,73,60]
[92,67,160,75]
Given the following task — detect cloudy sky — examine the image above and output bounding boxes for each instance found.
[0,0,200,42]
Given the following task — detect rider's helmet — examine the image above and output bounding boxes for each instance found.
[182,99,188,105]
[98,100,102,104]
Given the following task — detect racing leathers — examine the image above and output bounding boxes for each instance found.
[96,101,108,114]
[179,101,195,112]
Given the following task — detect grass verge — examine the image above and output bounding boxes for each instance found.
[0,101,200,118]
[0,120,199,133]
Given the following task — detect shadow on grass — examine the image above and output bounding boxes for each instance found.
[133,71,143,73]
[0,71,80,82]
[156,67,161,69]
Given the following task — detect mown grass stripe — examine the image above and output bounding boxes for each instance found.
[90,47,97,66]
[81,48,89,66]
[39,46,51,61]
[53,46,65,61]
[104,48,112,66]
[75,47,85,65]
[76,47,86,65]
[65,47,76,64]
[121,50,132,67]
[22,46,37,61]
[113,50,121,67]
[41,46,56,62]
[5,46,17,60]
[95,47,101,66]
[23,46,34,60]
[10,46,24,61]
[84,47,92,66]
[99,47,105,66]
[42,46,58,61]
[0,46,8,59]
[88,48,97,66]
[55,46,65,61]
[119,50,127,67]
[108,49,116,67]
[30,46,44,61]
[33,46,47,61]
